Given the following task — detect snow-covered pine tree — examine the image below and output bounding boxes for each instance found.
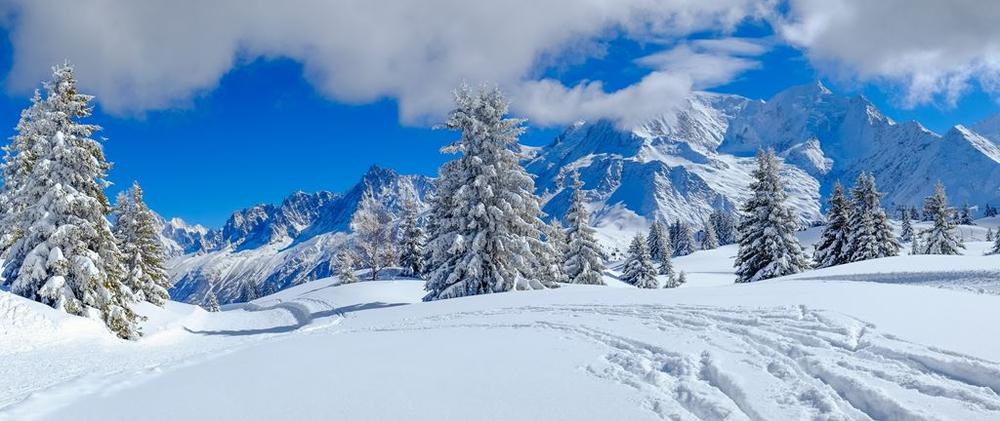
[238,280,259,302]
[845,173,899,262]
[112,181,172,306]
[3,65,140,339]
[422,86,553,301]
[658,254,674,276]
[988,230,1000,255]
[0,89,46,260]
[397,192,425,278]
[813,181,853,268]
[985,204,998,217]
[710,211,738,245]
[621,234,658,289]
[910,236,921,256]
[336,247,359,284]
[647,220,669,261]
[533,218,568,284]
[701,220,719,250]
[918,182,964,255]
[676,271,687,286]
[987,228,995,242]
[734,149,809,283]
[203,292,221,312]
[351,186,397,281]
[958,204,975,225]
[562,172,606,285]
[673,221,696,256]
[900,213,914,242]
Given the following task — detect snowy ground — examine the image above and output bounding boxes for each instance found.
[3,229,1000,420]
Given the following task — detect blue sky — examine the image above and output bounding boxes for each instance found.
[1,2,999,227]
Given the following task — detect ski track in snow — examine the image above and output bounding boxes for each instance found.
[363,304,1000,420]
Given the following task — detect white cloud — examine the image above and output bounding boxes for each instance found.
[775,0,1000,107]
[0,0,770,126]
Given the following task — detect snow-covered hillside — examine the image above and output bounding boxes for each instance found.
[165,165,433,305]
[4,233,1000,420]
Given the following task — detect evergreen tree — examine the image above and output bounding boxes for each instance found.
[988,230,1000,255]
[0,89,46,259]
[918,182,964,255]
[663,270,686,288]
[202,292,221,313]
[987,228,995,242]
[984,204,998,217]
[112,182,172,306]
[710,210,738,245]
[336,247,359,284]
[814,181,853,268]
[535,219,568,284]
[351,186,397,281]
[734,149,809,283]
[701,220,719,250]
[958,203,975,225]
[673,221,696,256]
[238,279,259,302]
[2,65,139,339]
[658,254,674,276]
[900,213,914,243]
[910,236,921,256]
[397,193,425,278]
[562,172,606,285]
[423,86,553,301]
[845,173,899,262]
[621,234,658,289]
[646,220,669,261]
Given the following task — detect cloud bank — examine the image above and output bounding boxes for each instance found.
[4,0,1000,126]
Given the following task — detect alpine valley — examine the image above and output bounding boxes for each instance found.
[161,82,1000,305]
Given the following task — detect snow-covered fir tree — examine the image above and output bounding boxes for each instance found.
[534,218,568,284]
[423,86,553,301]
[0,89,46,257]
[845,173,899,262]
[710,210,738,245]
[112,182,172,306]
[984,204,998,217]
[672,221,696,256]
[734,149,809,283]
[647,220,669,261]
[910,236,921,256]
[988,230,1000,255]
[238,279,259,302]
[202,292,221,312]
[621,234,658,289]
[900,213,914,242]
[987,228,995,242]
[336,247,359,284]
[701,220,719,250]
[658,255,674,277]
[663,270,686,288]
[918,182,964,255]
[351,186,397,281]
[2,65,140,339]
[958,204,975,225]
[562,172,606,285]
[397,193,425,278]
[813,181,852,268]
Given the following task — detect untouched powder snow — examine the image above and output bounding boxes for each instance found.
[3,234,1000,420]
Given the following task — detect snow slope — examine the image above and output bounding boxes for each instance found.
[4,237,1000,420]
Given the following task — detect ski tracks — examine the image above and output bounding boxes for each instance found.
[390,304,1000,420]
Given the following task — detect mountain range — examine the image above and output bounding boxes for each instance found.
[161,82,1000,304]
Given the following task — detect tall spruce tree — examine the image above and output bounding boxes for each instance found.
[813,181,853,268]
[422,86,552,301]
[734,149,809,283]
[647,220,669,261]
[397,192,426,278]
[710,210,737,245]
[918,182,964,255]
[562,172,606,285]
[621,234,658,289]
[0,89,46,259]
[112,182,172,306]
[900,213,914,242]
[845,173,899,262]
[2,65,139,339]
[673,221,696,256]
[701,220,719,250]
